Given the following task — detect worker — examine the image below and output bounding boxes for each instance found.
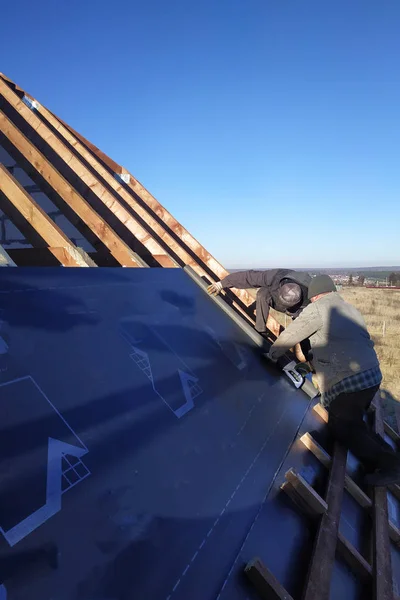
[267,274,400,486]
[207,269,311,335]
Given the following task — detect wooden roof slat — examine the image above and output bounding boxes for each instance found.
[0,73,283,338]
[54,112,257,308]
[0,111,143,268]
[0,79,176,268]
[372,394,393,600]
[302,442,348,600]
[24,103,262,324]
[35,102,226,276]
[0,164,93,267]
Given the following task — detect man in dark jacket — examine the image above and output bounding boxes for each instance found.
[207,269,311,334]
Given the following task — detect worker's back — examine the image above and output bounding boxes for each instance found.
[308,292,379,393]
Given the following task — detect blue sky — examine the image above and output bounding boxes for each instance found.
[1,0,399,268]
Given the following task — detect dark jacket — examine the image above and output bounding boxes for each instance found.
[221,269,311,317]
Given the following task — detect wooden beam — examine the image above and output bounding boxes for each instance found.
[303,442,347,600]
[0,111,143,267]
[0,80,177,267]
[300,433,372,509]
[48,112,127,176]
[2,73,286,337]
[313,402,329,423]
[51,108,259,306]
[244,557,294,600]
[283,469,328,515]
[371,394,393,600]
[0,165,93,267]
[281,456,374,585]
[45,106,279,331]
[31,102,264,326]
[336,534,373,581]
[300,433,400,545]
[6,247,98,267]
[0,73,25,98]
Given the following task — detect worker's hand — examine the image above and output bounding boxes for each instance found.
[207,281,223,296]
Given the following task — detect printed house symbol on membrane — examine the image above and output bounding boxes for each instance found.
[0,376,89,546]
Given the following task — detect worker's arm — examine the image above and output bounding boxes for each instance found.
[207,269,288,296]
[220,269,282,289]
[268,303,322,361]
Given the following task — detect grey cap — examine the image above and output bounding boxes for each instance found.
[308,275,336,300]
[279,282,302,308]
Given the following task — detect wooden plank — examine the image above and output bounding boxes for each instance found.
[300,432,332,469]
[371,395,394,600]
[300,434,400,546]
[8,247,98,268]
[0,80,176,268]
[281,480,325,520]
[0,111,143,267]
[244,557,294,600]
[32,102,263,326]
[313,402,329,423]
[47,105,278,325]
[284,469,328,514]
[0,165,92,267]
[0,73,25,98]
[300,433,372,509]
[1,73,287,337]
[281,458,373,585]
[55,111,259,306]
[48,111,127,176]
[337,533,373,581]
[303,443,347,600]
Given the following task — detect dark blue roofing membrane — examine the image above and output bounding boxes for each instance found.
[0,268,312,599]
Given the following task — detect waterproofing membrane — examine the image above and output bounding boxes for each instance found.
[0,268,311,600]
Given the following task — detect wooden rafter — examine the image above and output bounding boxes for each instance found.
[0,111,143,268]
[0,78,177,268]
[0,72,284,336]
[54,109,258,309]
[33,102,264,324]
[0,164,92,267]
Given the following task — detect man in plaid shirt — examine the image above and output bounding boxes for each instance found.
[268,274,400,486]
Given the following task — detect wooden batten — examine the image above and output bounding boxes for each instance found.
[50,107,260,309]
[0,111,143,267]
[302,443,348,600]
[0,79,176,268]
[372,395,394,600]
[31,103,264,324]
[0,165,92,267]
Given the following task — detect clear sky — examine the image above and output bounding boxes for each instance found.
[1,0,399,268]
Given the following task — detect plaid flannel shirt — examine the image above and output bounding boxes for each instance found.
[322,365,382,408]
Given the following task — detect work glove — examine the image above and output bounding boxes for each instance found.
[207,281,223,296]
